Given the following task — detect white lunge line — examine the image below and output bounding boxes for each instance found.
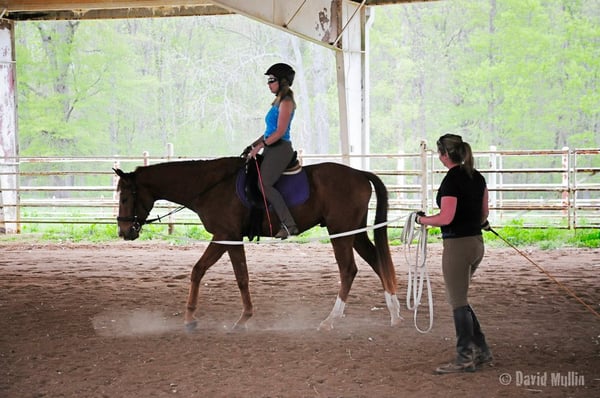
[210,216,406,245]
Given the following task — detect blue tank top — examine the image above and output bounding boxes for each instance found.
[264,104,294,142]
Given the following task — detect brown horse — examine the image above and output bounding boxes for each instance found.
[114,157,402,331]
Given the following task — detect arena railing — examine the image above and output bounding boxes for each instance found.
[0,145,598,234]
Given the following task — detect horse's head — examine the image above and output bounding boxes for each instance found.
[114,168,152,240]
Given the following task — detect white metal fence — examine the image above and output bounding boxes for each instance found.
[0,144,598,234]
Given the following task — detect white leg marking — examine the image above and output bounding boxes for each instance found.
[385,292,403,326]
[318,296,346,331]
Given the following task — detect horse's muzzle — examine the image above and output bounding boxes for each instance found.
[118,223,141,241]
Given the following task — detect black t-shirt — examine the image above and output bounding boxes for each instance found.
[436,165,486,239]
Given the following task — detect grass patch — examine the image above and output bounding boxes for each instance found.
[0,220,598,249]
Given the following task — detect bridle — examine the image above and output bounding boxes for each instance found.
[116,173,184,233]
[116,173,148,233]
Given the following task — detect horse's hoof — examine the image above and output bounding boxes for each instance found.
[230,323,247,333]
[317,320,334,331]
[184,320,198,333]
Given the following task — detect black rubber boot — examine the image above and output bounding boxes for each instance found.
[435,305,476,374]
[468,305,493,366]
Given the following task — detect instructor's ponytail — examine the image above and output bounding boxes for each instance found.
[436,133,475,177]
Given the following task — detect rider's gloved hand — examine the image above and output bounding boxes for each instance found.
[240,145,252,158]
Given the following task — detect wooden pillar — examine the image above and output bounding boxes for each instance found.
[0,19,19,233]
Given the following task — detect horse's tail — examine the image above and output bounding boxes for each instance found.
[365,171,397,294]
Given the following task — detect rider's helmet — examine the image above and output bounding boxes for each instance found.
[265,63,295,86]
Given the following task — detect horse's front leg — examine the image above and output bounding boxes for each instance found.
[185,242,227,331]
[227,245,253,330]
[318,238,357,331]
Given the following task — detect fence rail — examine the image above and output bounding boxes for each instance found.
[0,144,599,234]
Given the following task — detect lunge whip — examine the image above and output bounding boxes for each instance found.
[483,222,600,320]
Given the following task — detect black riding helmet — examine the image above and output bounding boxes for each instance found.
[265,63,295,86]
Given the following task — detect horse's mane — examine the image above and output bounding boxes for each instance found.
[134,157,244,175]
[129,157,246,198]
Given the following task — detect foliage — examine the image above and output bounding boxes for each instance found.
[570,229,600,248]
[7,0,599,246]
[16,17,338,158]
[3,220,597,249]
[369,0,600,153]
[13,0,600,160]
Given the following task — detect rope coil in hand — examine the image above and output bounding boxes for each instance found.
[402,212,434,333]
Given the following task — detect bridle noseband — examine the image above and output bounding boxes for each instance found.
[116,214,143,233]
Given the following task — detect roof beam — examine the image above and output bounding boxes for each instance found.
[3,1,440,21]
[6,1,214,12]
[5,0,436,10]
[3,1,231,20]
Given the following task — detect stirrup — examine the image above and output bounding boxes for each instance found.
[274,224,298,240]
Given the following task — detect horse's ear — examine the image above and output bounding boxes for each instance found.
[113,168,126,178]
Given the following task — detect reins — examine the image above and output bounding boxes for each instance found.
[117,203,185,228]
[254,159,274,237]
[144,206,186,225]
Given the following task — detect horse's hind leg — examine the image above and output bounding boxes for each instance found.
[354,232,402,326]
[185,242,227,331]
[227,245,253,330]
[319,237,357,331]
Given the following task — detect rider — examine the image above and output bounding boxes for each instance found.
[245,63,299,239]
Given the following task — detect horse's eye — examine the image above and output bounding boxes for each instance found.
[121,197,128,205]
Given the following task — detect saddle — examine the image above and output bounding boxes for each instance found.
[236,153,309,240]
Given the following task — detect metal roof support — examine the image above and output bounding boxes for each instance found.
[336,1,370,168]
[332,0,366,48]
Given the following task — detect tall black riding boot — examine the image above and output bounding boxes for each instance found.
[435,305,476,374]
[468,305,493,365]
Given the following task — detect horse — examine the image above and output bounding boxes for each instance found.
[114,156,402,331]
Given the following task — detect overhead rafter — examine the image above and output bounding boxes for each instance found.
[3,1,231,20]
[2,0,440,21]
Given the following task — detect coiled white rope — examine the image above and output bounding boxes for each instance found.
[401,212,434,333]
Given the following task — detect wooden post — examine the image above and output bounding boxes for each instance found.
[419,140,428,213]
[488,146,497,224]
[112,159,120,219]
[561,147,571,227]
[0,20,18,233]
[166,143,174,235]
[0,179,5,234]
